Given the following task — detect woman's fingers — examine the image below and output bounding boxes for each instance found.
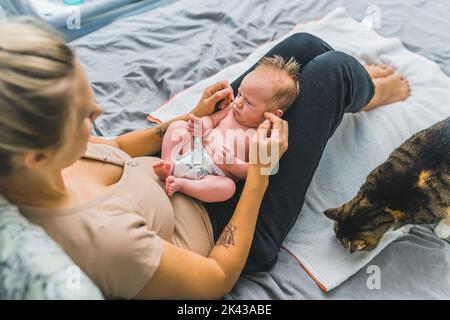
[208,88,232,107]
[263,112,281,138]
[206,80,234,109]
[256,119,271,141]
[265,113,288,137]
[263,112,289,158]
[218,84,234,109]
[192,81,234,117]
[206,80,234,98]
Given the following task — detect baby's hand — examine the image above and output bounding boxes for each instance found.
[187,114,202,136]
[213,146,235,165]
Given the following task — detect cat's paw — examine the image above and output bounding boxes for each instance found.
[396,224,413,234]
[434,220,450,239]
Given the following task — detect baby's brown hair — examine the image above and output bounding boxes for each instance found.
[256,55,301,112]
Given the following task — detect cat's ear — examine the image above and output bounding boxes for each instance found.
[324,208,340,221]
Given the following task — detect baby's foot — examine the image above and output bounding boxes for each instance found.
[165,175,184,196]
[152,161,173,181]
[363,74,411,111]
[364,63,395,79]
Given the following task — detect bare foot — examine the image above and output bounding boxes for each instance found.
[152,161,173,181]
[363,74,411,111]
[165,175,184,196]
[365,63,395,79]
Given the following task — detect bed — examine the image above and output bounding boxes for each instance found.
[70,0,450,299]
[0,0,176,40]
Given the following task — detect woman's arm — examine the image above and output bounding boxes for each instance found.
[90,81,234,158]
[114,113,195,157]
[88,113,190,155]
[135,113,289,299]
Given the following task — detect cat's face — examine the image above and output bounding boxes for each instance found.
[324,192,398,253]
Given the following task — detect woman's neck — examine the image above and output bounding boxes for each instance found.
[0,168,69,209]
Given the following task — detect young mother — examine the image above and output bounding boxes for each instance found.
[0,18,409,299]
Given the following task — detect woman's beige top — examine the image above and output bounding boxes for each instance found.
[19,143,215,299]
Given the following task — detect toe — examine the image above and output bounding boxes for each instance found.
[168,182,177,196]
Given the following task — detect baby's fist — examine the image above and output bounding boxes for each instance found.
[187,114,202,135]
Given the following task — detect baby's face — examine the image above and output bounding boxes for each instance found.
[232,68,283,128]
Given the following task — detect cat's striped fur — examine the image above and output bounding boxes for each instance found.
[324,117,449,252]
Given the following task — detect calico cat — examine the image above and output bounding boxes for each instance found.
[324,117,450,253]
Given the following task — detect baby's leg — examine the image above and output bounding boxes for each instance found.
[166,175,236,202]
[153,120,192,180]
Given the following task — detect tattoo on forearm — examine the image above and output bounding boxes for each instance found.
[155,123,168,138]
[216,223,237,248]
[155,115,184,138]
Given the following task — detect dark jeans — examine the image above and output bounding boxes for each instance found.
[204,33,375,272]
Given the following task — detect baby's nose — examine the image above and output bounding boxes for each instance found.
[234,98,243,108]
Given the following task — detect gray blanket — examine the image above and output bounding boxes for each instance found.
[72,0,450,299]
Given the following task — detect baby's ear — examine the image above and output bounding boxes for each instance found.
[272,109,284,118]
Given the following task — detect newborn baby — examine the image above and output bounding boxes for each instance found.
[153,55,300,202]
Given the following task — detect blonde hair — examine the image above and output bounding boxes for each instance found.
[256,55,300,112]
[0,17,76,176]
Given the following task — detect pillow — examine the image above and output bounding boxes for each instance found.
[0,195,103,300]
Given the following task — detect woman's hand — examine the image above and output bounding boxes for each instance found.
[249,112,289,177]
[191,81,234,117]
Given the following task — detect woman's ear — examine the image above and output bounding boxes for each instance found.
[22,150,50,170]
[272,109,284,118]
